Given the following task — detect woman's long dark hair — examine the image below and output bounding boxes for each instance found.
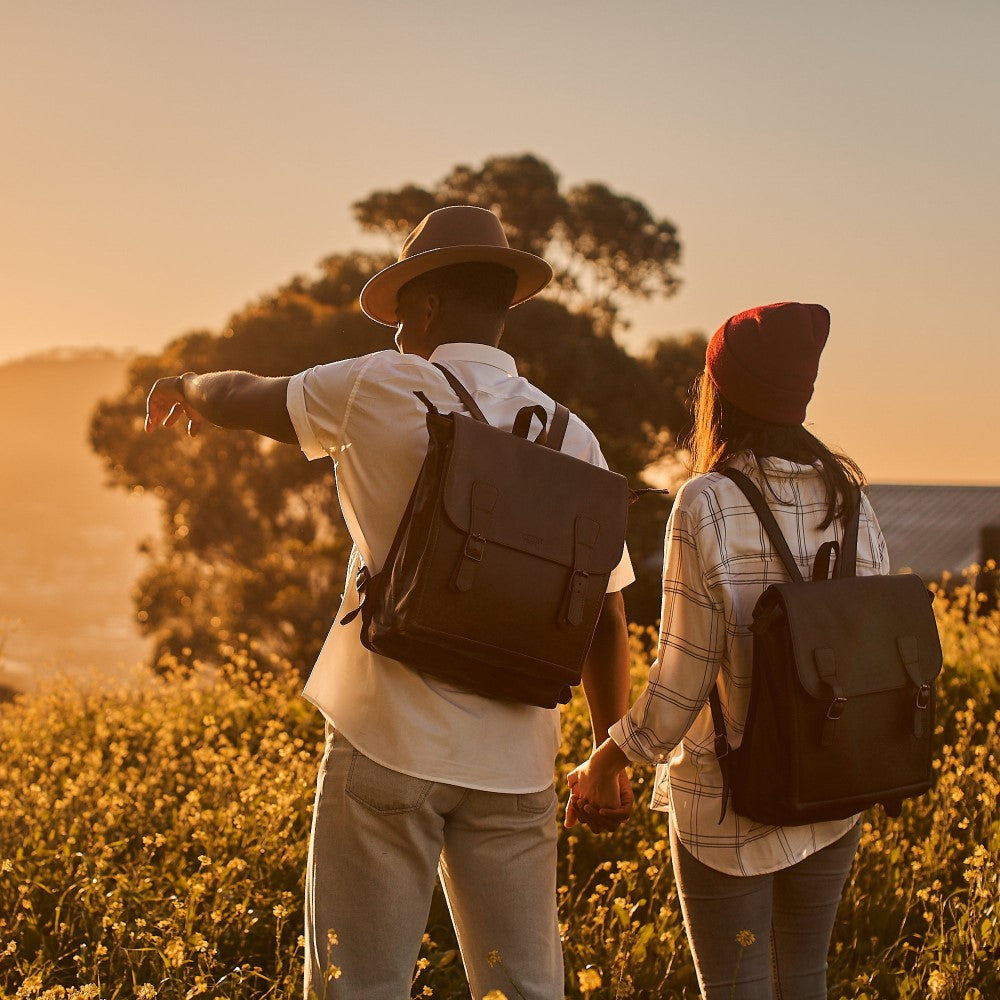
[687,369,866,528]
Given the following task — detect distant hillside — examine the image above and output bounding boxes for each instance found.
[0,349,158,690]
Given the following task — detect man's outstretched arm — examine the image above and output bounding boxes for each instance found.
[145,371,296,444]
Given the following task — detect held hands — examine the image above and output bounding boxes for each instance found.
[145,374,204,437]
[564,753,634,834]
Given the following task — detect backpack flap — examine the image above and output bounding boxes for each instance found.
[765,572,943,742]
[440,412,629,595]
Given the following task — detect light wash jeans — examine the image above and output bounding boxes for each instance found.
[304,726,563,1000]
[669,822,862,1000]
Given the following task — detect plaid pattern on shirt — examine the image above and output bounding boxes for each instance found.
[609,453,889,876]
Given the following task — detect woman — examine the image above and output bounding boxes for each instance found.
[568,302,888,999]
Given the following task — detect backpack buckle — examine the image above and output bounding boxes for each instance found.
[713,733,730,759]
[912,683,932,738]
[826,696,847,721]
[464,533,486,562]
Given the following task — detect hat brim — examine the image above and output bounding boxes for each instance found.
[359,245,553,327]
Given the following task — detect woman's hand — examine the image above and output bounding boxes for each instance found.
[569,756,622,812]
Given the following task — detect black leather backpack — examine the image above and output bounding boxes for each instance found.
[343,365,630,709]
[709,467,944,826]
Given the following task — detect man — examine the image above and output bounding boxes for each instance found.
[145,205,634,999]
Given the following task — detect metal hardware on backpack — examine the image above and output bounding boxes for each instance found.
[341,364,630,709]
[709,467,943,826]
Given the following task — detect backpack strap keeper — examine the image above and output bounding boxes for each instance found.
[562,515,600,626]
[815,647,846,748]
[452,481,499,592]
[898,634,931,738]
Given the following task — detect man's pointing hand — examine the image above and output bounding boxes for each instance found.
[145,374,204,437]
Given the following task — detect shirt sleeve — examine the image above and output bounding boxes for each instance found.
[607,543,635,593]
[608,491,726,764]
[286,355,375,461]
[860,493,891,575]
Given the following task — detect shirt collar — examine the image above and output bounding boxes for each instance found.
[428,342,518,377]
[731,451,822,478]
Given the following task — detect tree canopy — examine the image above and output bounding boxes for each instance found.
[354,154,682,333]
[91,154,704,673]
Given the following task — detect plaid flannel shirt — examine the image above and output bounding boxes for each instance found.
[609,453,889,876]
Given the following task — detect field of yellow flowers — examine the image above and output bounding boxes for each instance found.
[1,577,997,1000]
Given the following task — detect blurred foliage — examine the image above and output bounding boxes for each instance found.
[0,576,997,997]
[89,154,702,673]
[353,153,682,334]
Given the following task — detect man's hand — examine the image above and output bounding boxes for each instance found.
[564,733,635,834]
[145,374,205,437]
[144,370,295,444]
[565,769,633,834]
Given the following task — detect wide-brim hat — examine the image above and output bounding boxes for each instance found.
[359,205,553,326]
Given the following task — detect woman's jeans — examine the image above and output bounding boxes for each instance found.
[669,821,862,999]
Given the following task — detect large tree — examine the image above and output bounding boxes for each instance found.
[91,155,699,673]
[354,154,682,334]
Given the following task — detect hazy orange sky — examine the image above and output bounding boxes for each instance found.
[2,2,997,483]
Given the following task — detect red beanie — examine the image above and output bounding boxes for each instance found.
[705,302,830,425]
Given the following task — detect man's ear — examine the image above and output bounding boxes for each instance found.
[423,292,441,328]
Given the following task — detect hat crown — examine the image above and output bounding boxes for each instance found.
[358,204,552,326]
[400,206,511,262]
[706,301,831,425]
[724,302,830,384]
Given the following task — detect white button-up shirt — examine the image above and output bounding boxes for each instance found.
[287,343,634,793]
[609,453,889,875]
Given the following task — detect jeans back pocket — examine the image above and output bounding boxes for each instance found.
[345,751,434,815]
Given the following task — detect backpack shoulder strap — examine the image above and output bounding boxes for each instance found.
[433,364,489,423]
[835,487,863,579]
[721,468,804,584]
[435,362,572,450]
[708,685,732,825]
[543,403,570,451]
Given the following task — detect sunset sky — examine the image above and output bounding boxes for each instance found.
[2,1,997,483]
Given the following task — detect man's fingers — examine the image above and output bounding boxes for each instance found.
[597,805,630,818]
[145,377,193,435]
[163,403,185,428]
[564,798,579,829]
[570,801,620,835]
[145,398,167,433]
